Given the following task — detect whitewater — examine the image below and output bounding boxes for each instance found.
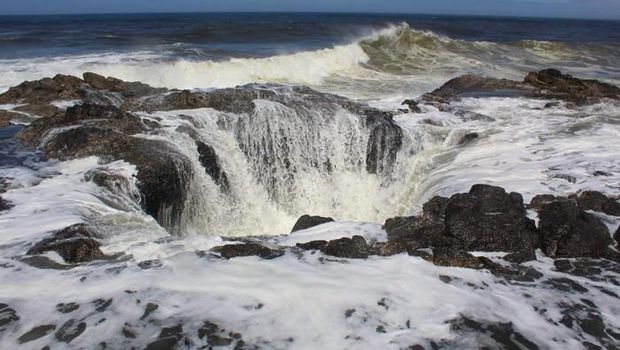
[0,14,619,350]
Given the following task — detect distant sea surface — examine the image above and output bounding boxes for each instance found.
[0,13,618,98]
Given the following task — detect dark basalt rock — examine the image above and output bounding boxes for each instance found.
[13,103,61,118]
[574,190,620,216]
[82,72,167,98]
[0,74,86,105]
[26,224,104,264]
[402,99,422,113]
[431,247,500,271]
[196,141,229,192]
[212,243,284,259]
[528,194,560,211]
[0,110,27,128]
[538,199,612,258]
[615,227,620,247]
[55,319,86,343]
[0,303,19,331]
[17,104,192,230]
[0,196,13,212]
[369,241,409,257]
[421,69,620,106]
[296,240,329,250]
[448,316,540,350]
[291,215,334,232]
[17,324,56,344]
[385,185,538,262]
[320,235,369,259]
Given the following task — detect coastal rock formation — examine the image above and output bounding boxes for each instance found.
[385,184,539,263]
[212,243,284,259]
[419,69,620,107]
[26,224,104,264]
[291,215,335,232]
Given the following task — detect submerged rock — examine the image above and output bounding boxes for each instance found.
[420,69,620,107]
[17,324,56,344]
[291,215,334,232]
[212,243,284,259]
[26,224,104,264]
[0,303,19,331]
[196,141,229,192]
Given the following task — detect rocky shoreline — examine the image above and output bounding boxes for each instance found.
[0,69,619,349]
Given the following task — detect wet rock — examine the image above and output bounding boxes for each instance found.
[538,199,612,258]
[291,215,334,232]
[138,259,163,269]
[0,74,86,105]
[0,304,19,331]
[196,141,229,191]
[82,72,166,98]
[145,325,186,350]
[140,303,159,320]
[56,303,80,314]
[402,99,422,113]
[93,298,113,312]
[365,115,403,175]
[0,196,13,212]
[19,255,73,270]
[13,103,61,118]
[449,316,540,350]
[385,185,538,262]
[528,194,560,211]
[320,235,369,259]
[212,243,284,259]
[26,224,104,263]
[575,190,620,216]
[17,324,56,343]
[458,132,479,145]
[295,240,329,251]
[55,319,86,343]
[0,110,25,128]
[432,247,500,271]
[615,227,620,246]
[421,69,620,106]
[369,241,408,257]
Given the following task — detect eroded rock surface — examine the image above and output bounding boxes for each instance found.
[26,224,105,264]
[291,215,335,233]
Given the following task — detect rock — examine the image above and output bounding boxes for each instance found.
[421,69,620,106]
[0,110,23,128]
[402,99,422,113]
[528,194,560,211]
[0,303,19,331]
[458,132,479,145]
[445,184,538,254]
[13,103,61,118]
[538,199,612,258]
[82,72,167,98]
[320,235,369,259]
[17,324,56,344]
[575,190,620,216]
[17,104,192,230]
[212,243,284,259]
[0,74,86,105]
[56,303,80,313]
[0,196,12,212]
[615,227,619,246]
[140,303,159,320]
[431,247,499,271]
[296,240,329,250]
[291,215,334,232]
[369,241,409,257]
[385,185,538,262]
[26,224,104,263]
[55,319,86,343]
[196,141,229,191]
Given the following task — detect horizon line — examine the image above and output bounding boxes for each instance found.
[0,10,618,22]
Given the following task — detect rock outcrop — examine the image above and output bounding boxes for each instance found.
[419,69,620,107]
[291,215,334,233]
[212,243,284,260]
[26,224,105,264]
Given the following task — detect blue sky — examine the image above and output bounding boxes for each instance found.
[2,0,620,19]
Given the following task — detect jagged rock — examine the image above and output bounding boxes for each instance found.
[55,319,86,343]
[17,104,191,230]
[458,132,479,145]
[538,199,612,258]
[448,316,539,349]
[196,141,229,191]
[320,235,369,259]
[369,241,409,257]
[26,224,104,263]
[0,196,12,212]
[212,243,284,259]
[574,190,620,216]
[82,72,167,98]
[0,303,19,331]
[13,103,61,118]
[17,324,56,344]
[431,247,500,271]
[296,240,329,250]
[0,74,85,105]
[385,185,538,262]
[291,215,334,232]
[529,194,560,211]
[402,99,422,113]
[421,69,620,106]
[0,110,25,128]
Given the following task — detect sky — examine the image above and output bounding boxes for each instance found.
[1,0,620,20]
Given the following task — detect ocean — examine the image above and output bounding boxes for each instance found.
[0,13,619,349]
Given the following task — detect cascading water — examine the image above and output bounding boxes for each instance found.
[137,85,431,236]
